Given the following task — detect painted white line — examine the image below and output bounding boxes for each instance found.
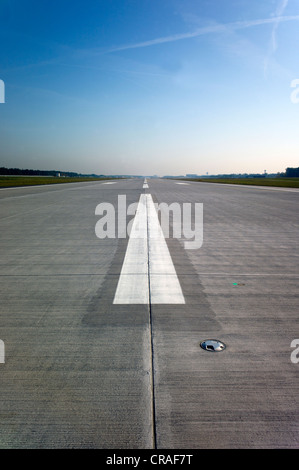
[113,194,185,304]
[113,194,149,304]
[175,182,190,185]
[0,339,4,364]
[0,184,73,191]
[143,184,149,188]
[146,195,185,304]
[0,181,116,191]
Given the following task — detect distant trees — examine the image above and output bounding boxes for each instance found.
[0,167,57,176]
[285,167,299,177]
[0,167,103,177]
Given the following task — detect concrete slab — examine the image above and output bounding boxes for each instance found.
[0,177,298,449]
[148,179,299,449]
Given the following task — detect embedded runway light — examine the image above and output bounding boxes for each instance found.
[200,339,226,352]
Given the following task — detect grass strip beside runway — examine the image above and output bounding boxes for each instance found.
[0,176,115,188]
[179,177,299,188]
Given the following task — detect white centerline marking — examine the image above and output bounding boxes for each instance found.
[146,195,185,304]
[175,182,190,185]
[113,194,149,304]
[113,194,185,304]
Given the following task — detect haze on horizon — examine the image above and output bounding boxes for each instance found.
[0,0,299,176]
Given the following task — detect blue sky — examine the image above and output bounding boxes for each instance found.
[1,0,299,176]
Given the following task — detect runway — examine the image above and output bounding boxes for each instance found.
[0,178,298,448]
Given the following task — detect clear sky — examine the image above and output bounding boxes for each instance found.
[1,0,299,176]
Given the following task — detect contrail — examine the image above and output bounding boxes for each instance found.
[264,1,289,77]
[106,14,299,53]
[271,0,289,51]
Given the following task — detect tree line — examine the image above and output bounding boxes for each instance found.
[0,167,102,177]
[285,167,299,177]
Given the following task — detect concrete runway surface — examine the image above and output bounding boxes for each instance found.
[0,178,298,448]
